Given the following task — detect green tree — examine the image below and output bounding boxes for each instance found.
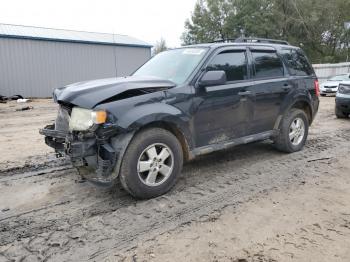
[181,0,237,45]
[182,0,350,63]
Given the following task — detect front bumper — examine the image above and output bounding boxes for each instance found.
[39,124,132,184]
[320,87,337,94]
[336,95,350,114]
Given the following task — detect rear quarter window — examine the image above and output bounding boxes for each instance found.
[280,49,314,76]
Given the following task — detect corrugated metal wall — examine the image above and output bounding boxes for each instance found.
[313,62,350,83]
[0,38,151,97]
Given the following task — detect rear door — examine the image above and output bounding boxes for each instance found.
[247,47,291,134]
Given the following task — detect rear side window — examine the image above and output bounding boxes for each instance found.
[280,49,313,76]
[207,50,248,82]
[252,51,284,79]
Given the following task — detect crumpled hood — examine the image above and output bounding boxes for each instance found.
[53,76,176,109]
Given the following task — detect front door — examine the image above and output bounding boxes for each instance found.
[192,48,254,147]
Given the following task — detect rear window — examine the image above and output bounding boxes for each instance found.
[280,49,314,76]
[252,51,284,79]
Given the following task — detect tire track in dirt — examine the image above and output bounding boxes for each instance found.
[0,127,349,261]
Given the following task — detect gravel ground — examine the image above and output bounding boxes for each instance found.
[0,97,349,262]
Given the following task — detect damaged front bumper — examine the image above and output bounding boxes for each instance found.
[39,124,133,185]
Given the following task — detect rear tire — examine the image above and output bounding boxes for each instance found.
[120,128,183,199]
[274,109,309,153]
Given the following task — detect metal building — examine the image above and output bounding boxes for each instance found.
[0,24,152,97]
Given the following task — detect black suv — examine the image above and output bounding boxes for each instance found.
[40,38,320,199]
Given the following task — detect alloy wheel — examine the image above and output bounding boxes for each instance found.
[289,117,305,146]
[137,143,174,187]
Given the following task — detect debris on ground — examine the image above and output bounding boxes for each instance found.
[307,157,332,162]
[0,95,8,103]
[0,94,27,103]
[10,94,24,100]
[16,98,31,103]
[15,106,34,111]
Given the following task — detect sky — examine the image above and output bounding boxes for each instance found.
[0,0,197,47]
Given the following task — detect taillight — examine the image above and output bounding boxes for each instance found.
[314,80,320,97]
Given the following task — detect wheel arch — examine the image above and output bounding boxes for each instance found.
[133,121,193,162]
[290,100,313,124]
[275,98,313,130]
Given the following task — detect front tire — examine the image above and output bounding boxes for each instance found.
[120,128,183,199]
[274,109,309,153]
[335,107,348,119]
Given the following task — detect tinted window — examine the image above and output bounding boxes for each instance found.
[280,49,314,76]
[252,51,284,78]
[207,51,248,82]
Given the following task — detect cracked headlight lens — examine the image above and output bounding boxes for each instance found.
[69,107,106,131]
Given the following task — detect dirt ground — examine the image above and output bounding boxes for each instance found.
[0,100,58,171]
[0,97,349,262]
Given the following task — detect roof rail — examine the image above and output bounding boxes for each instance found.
[234,37,290,45]
[211,38,237,43]
[211,37,290,45]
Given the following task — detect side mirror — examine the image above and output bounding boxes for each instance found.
[198,70,227,87]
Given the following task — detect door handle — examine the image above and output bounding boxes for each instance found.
[238,91,253,96]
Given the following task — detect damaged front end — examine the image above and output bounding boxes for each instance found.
[40,76,176,185]
[40,104,133,185]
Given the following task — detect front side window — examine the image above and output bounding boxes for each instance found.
[252,51,284,79]
[280,49,314,76]
[133,48,208,85]
[207,50,248,82]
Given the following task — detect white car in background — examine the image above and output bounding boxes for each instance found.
[320,73,350,96]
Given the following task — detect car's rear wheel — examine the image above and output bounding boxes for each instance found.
[120,128,183,199]
[274,109,309,153]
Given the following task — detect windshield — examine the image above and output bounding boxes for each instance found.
[133,48,208,85]
[329,74,349,81]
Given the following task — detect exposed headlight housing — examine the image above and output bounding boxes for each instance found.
[69,107,107,131]
[338,84,350,94]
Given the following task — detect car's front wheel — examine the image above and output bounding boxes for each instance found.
[274,109,309,153]
[120,128,183,199]
[335,106,348,119]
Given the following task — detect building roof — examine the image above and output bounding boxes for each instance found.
[0,23,152,48]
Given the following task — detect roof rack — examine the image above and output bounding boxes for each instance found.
[235,37,290,45]
[211,38,236,43]
[212,37,290,46]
